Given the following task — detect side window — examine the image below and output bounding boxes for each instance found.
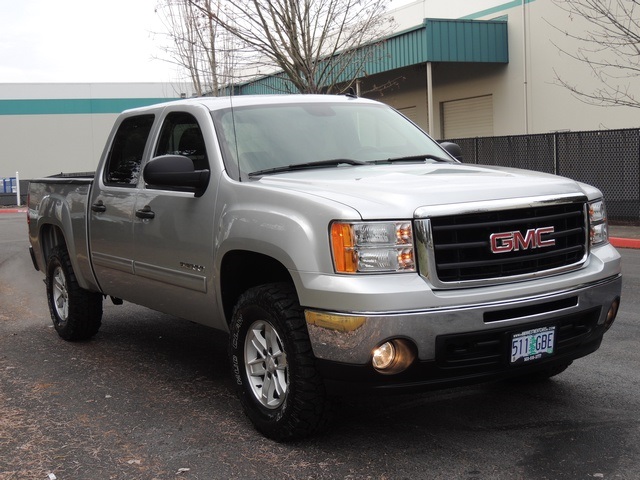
[104,114,155,186]
[155,112,209,170]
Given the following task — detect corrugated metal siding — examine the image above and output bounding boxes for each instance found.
[238,73,297,95]
[236,19,508,94]
[368,27,429,75]
[426,19,508,63]
[337,20,507,77]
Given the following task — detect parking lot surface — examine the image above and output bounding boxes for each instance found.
[2,212,639,479]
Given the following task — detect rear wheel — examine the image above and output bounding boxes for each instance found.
[46,246,103,341]
[229,283,331,441]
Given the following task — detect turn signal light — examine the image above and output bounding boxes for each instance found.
[330,221,415,274]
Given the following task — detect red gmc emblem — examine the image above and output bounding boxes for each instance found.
[490,226,556,254]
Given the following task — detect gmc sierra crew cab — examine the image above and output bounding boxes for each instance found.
[27,94,622,441]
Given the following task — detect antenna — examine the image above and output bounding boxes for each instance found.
[229,90,242,182]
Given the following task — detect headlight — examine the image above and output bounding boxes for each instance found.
[589,199,608,246]
[330,221,415,273]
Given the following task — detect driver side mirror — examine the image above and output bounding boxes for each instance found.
[439,142,463,162]
[143,155,210,197]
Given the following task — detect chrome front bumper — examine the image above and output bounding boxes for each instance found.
[305,275,622,365]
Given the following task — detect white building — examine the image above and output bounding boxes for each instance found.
[236,0,639,139]
[373,0,640,138]
[2,0,638,182]
[0,83,192,180]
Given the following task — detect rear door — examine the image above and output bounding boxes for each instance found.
[131,106,220,326]
[89,113,155,300]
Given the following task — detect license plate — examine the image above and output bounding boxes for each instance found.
[510,326,555,364]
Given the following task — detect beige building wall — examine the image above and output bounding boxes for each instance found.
[381,0,640,139]
[3,114,115,179]
[521,1,639,132]
[0,83,192,180]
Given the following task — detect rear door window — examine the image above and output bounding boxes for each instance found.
[104,114,155,186]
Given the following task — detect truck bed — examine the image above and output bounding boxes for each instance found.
[28,176,97,291]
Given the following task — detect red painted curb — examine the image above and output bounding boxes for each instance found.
[610,237,640,249]
[0,208,27,214]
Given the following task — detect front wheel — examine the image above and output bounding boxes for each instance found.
[46,246,103,341]
[229,283,331,441]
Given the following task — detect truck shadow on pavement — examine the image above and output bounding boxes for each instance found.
[100,303,633,478]
[2,301,632,479]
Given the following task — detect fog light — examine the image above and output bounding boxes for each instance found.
[604,298,620,330]
[372,342,396,370]
[371,339,417,374]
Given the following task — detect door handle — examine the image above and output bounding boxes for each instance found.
[135,205,155,219]
[91,201,106,213]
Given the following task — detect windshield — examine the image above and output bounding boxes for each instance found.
[211,101,453,178]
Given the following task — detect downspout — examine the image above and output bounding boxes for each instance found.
[522,0,529,133]
[427,62,435,137]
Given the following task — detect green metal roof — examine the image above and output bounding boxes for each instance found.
[425,19,509,63]
[233,18,508,95]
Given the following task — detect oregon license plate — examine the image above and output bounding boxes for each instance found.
[510,326,556,364]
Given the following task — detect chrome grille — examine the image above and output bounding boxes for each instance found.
[416,198,588,287]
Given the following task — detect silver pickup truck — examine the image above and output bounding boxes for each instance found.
[28,94,622,441]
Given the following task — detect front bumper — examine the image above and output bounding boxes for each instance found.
[305,274,621,392]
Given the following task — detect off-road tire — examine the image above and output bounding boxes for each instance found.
[46,246,103,341]
[229,282,330,441]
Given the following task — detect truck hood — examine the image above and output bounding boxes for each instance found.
[255,163,590,219]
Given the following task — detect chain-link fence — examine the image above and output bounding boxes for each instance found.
[446,129,640,224]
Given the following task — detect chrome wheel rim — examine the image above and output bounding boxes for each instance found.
[244,320,289,409]
[52,266,69,322]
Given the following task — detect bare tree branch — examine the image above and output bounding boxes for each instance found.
[187,0,394,94]
[155,0,238,96]
[548,0,640,108]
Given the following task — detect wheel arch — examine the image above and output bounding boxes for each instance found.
[220,250,294,325]
[40,223,68,262]
[38,222,96,291]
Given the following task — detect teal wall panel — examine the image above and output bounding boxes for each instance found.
[461,0,535,20]
[425,19,508,63]
[0,97,179,116]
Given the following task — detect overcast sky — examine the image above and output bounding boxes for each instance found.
[1,0,416,84]
[1,0,184,83]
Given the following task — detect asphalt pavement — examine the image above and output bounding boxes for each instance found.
[2,209,640,480]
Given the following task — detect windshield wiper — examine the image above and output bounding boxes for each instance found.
[248,154,450,177]
[248,158,367,177]
[372,154,450,164]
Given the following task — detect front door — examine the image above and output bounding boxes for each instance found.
[131,109,219,326]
